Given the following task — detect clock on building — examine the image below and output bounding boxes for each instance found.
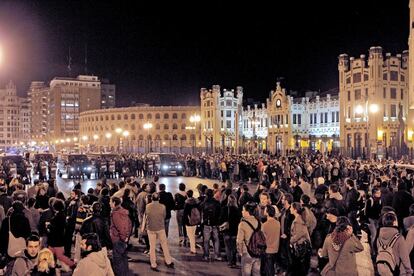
[276,99,281,107]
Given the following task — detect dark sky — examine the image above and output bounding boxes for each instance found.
[0,1,410,106]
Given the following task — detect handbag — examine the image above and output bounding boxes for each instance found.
[7,217,26,257]
[291,239,312,259]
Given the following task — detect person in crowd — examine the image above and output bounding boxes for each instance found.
[145,192,174,271]
[201,188,222,261]
[219,194,241,268]
[365,187,382,248]
[34,186,49,211]
[27,197,41,232]
[237,201,261,276]
[110,196,132,276]
[300,194,317,236]
[80,201,112,250]
[289,202,311,275]
[64,189,81,257]
[261,205,280,276]
[174,183,187,246]
[31,248,57,276]
[392,181,414,229]
[183,189,200,254]
[158,183,175,237]
[279,193,295,274]
[73,233,114,276]
[319,216,364,276]
[9,233,41,275]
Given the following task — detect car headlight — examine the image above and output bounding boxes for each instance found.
[87,166,92,171]
[162,165,169,170]
[177,164,182,169]
[70,168,74,172]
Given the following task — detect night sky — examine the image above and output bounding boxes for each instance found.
[0,1,409,106]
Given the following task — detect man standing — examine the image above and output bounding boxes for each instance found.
[73,233,114,276]
[158,183,175,237]
[10,233,41,276]
[146,193,174,271]
[110,196,132,276]
[201,189,221,261]
[261,205,280,276]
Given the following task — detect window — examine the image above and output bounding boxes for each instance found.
[298,114,302,125]
[310,114,313,124]
[164,113,169,119]
[384,104,387,117]
[383,73,387,80]
[320,113,323,123]
[401,74,405,82]
[364,74,369,81]
[124,114,128,120]
[314,114,317,124]
[173,134,178,140]
[181,134,187,140]
[111,115,115,120]
[336,111,339,122]
[172,123,178,129]
[226,110,231,117]
[156,124,160,130]
[353,72,361,83]
[332,112,335,123]
[117,115,121,120]
[355,89,361,100]
[139,114,144,119]
[207,111,210,118]
[131,114,135,120]
[164,134,169,140]
[147,114,152,119]
[402,89,404,100]
[221,111,223,117]
[226,120,231,128]
[325,113,328,123]
[390,71,398,81]
[164,124,169,130]
[346,77,351,84]
[181,113,186,119]
[172,113,178,119]
[347,91,351,101]
[155,113,160,119]
[383,88,386,98]
[391,104,397,117]
[390,88,397,99]
[181,124,186,129]
[226,100,232,106]
[293,114,297,124]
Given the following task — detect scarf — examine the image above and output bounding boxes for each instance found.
[331,230,351,251]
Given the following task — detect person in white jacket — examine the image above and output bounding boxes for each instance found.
[73,233,114,276]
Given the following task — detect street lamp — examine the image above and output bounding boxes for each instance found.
[189,114,201,154]
[143,122,153,153]
[122,130,130,152]
[115,128,123,151]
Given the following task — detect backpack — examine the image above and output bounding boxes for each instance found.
[3,256,30,276]
[243,218,267,258]
[203,202,216,226]
[188,206,201,226]
[376,232,400,274]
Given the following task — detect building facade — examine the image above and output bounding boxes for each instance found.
[79,106,201,153]
[101,79,116,109]
[28,81,49,142]
[339,47,408,158]
[242,103,268,153]
[48,75,102,141]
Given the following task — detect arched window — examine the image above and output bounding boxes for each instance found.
[100,116,104,121]
[124,114,128,120]
[181,123,186,130]
[138,124,142,130]
[190,134,196,140]
[124,124,128,130]
[139,135,144,140]
[181,134,187,140]
[164,113,169,119]
[172,113,178,119]
[131,135,136,140]
[139,114,144,119]
[172,123,178,129]
[105,115,109,121]
[155,113,160,119]
[173,134,178,140]
[147,135,152,140]
[181,113,186,119]
[164,134,169,140]
[147,113,152,119]
[164,124,169,130]
[111,115,115,120]
[131,114,136,120]
[131,124,136,130]
[155,135,161,140]
[156,124,160,130]
[117,114,121,120]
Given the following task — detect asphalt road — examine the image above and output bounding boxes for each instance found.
[56,175,245,276]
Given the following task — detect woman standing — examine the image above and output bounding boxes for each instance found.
[319,216,364,276]
[289,202,312,275]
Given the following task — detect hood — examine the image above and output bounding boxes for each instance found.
[87,250,111,270]
[378,227,399,242]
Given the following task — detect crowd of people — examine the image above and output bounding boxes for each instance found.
[0,151,414,275]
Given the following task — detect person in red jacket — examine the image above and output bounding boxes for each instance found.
[110,196,132,276]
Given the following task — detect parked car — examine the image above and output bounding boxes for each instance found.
[147,153,183,176]
[62,154,93,179]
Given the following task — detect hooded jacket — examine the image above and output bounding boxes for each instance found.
[73,249,114,276]
[11,250,38,276]
[110,205,132,242]
[377,227,413,276]
[183,197,200,226]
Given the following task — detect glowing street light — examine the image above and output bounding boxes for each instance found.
[189,114,201,154]
[105,132,112,139]
[66,138,71,143]
[122,130,129,137]
[73,137,78,142]
[355,105,364,115]
[93,134,99,140]
[143,122,153,153]
[369,103,379,114]
[115,128,123,134]
[82,135,88,141]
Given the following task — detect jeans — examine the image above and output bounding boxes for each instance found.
[112,240,129,276]
[223,234,237,265]
[186,225,197,253]
[164,218,171,237]
[261,253,277,276]
[368,218,379,249]
[241,252,260,276]
[148,229,173,268]
[203,225,220,258]
[176,210,186,239]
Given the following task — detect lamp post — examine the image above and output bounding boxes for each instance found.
[143,122,153,153]
[189,114,201,154]
[355,103,378,159]
[115,128,123,152]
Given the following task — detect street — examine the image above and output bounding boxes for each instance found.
[56,175,245,275]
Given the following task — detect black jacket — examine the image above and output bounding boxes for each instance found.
[219,205,241,236]
[183,197,200,226]
[201,198,221,226]
[392,189,414,225]
[47,211,66,247]
[0,211,31,255]
[344,188,359,212]
[80,214,113,249]
[38,208,54,236]
[0,193,12,213]
[159,191,175,220]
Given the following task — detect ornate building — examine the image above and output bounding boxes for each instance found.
[339,47,408,158]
